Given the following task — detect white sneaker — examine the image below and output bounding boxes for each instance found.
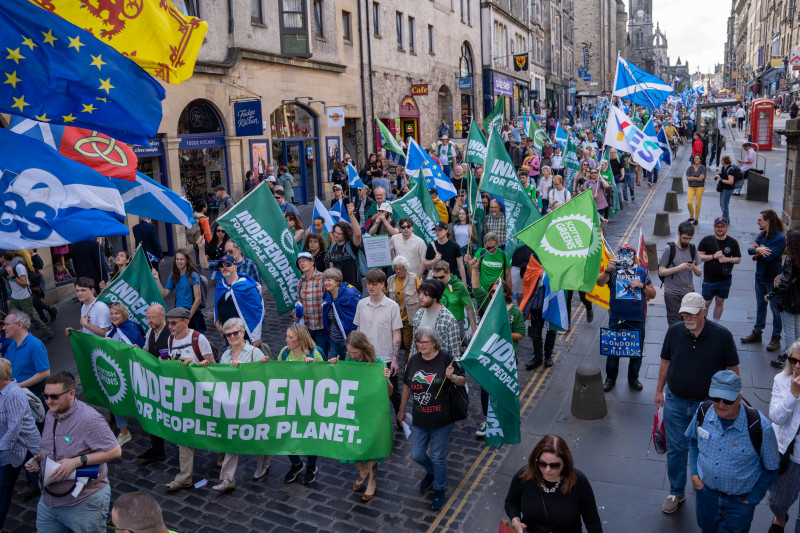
[253,463,270,480]
[117,432,132,446]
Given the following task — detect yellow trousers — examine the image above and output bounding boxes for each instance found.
[687,186,704,219]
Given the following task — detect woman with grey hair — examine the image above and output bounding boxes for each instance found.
[767,339,800,532]
[397,326,466,511]
[212,317,270,491]
[387,255,421,362]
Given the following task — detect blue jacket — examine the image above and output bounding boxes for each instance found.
[133,220,163,261]
[748,231,785,281]
[321,283,360,341]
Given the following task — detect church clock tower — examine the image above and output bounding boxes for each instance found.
[628,0,655,73]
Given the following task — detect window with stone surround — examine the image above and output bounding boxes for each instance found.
[396,12,404,51]
[409,16,416,54]
[343,10,352,43]
[373,2,381,36]
[313,0,324,38]
[279,0,310,57]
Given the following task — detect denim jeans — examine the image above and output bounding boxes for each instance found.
[781,311,800,354]
[327,340,347,361]
[0,463,22,528]
[624,174,636,200]
[663,387,704,497]
[755,279,782,336]
[36,483,111,533]
[605,320,645,382]
[695,486,756,533]
[719,189,733,222]
[309,329,328,359]
[411,423,453,491]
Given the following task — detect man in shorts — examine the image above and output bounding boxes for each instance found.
[697,217,741,322]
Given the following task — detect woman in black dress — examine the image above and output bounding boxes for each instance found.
[505,434,602,533]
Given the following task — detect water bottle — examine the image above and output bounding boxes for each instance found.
[295,302,303,320]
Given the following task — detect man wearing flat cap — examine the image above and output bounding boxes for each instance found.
[686,370,779,532]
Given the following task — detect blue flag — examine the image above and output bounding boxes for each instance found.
[656,127,672,166]
[312,197,335,232]
[541,273,569,331]
[0,0,165,145]
[329,199,344,223]
[406,139,457,201]
[0,128,128,248]
[347,162,365,189]
[115,173,194,228]
[554,122,569,150]
[613,57,672,110]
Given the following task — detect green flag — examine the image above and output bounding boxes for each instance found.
[600,150,621,218]
[390,180,440,242]
[467,167,484,251]
[527,118,548,155]
[68,331,393,459]
[481,97,504,134]
[563,136,581,172]
[97,246,166,330]
[515,190,602,292]
[216,182,300,315]
[466,120,488,164]
[458,285,520,448]
[376,119,405,157]
[479,128,540,253]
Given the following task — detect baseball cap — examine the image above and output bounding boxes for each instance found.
[219,254,236,267]
[708,370,742,402]
[678,292,705,314]
[296,251,314,269]
[332,183,342,190]
[432,221,448,231]
[165,307,191,320]
[378,203,393,214]
[713,217,729,226]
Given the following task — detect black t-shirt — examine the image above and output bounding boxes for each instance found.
[609,158,624,176]
[451,176,465,196]
[718,165,737,190]
[660,321,739,400]
[698,235,741,282]
[329,240,362,292]
[425,240,462,279]
[216,292,250,341]
[403,349,464,429]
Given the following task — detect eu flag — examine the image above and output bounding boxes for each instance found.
[0,0,165,146]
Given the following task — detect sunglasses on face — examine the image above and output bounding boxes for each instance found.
[43,390,73,401]
[400,225,412,229]
[787,356,800,365]
[216,229,226,233]
[224,330,243,338]
[710,397,736,405]
[537,460,563,470]
[220,262,234,268]
[167,320,185,326]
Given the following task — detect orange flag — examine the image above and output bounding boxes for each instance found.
[585,238,613,309]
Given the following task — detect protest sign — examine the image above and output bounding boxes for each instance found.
[362,235,392,268]
[600,328,642,357]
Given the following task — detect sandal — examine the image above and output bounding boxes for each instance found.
[216,453,224,468]
[353,473,368,492]
[362,478,377,502]
[165,481,192,491]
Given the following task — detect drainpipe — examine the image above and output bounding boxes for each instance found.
[365,0,376,154]
[357,0,368,163]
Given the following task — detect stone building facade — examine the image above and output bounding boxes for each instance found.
[574,0,620,100]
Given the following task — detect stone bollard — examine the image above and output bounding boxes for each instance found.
[571,365,608,420]
[654,212,671,236]
[671,176,684,194]
[663,191,680,212]
[645,243,658,271]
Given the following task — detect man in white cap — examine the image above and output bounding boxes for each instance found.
[655,292,740,514]
[686,370,779,532]
[368,202,397,237]
[436,135,457,179]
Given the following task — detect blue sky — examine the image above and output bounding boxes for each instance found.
[652,0,728,74]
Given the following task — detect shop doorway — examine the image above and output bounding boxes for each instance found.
[269,103,320,204]
[399,95,420,144]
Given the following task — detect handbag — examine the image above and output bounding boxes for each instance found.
[778,424,800,475]
[652,406,667,455]
[448,376,469,422]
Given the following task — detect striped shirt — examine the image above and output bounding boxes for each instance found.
[0,380,40,468]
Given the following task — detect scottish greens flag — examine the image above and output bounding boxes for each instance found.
[466,120,488,164]
[390,181,440,242]
[527,118,548,155]
[482,97,504,134]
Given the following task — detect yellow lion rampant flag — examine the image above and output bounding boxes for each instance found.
[27,0,208,84]
[585,235,614,310]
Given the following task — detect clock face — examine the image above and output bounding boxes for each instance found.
[636,9,644,19]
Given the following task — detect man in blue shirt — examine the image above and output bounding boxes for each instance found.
[596,244,656,392]
[686,370,779,532]
[2,310,49,396]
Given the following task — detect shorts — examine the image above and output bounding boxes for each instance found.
[702,278,732,301]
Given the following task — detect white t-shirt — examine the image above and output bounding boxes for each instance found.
[81,300,111,336]
[168,330,213,362]
[353,296,403,363]
[9,263,31,300]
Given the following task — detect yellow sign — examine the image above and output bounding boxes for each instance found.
[26,0,208,84]
[771,58,785,68]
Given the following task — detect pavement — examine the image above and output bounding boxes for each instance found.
[4,120,793,532]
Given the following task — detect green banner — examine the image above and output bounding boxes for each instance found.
[216,183,300,315]
[564,136,581,171]
[515,190,602,292]
[482,97,504,134]
[600,150,621,218]
[376,119,405,157]
[527,118,548,155]
[458,286,520,448]
[390,180,440,242]
[466,120,488,164]
[97,246,166,330]
[69,332,393,459]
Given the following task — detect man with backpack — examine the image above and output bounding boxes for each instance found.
[686,370,779,531]
[0,251,52,340]
[658,221,702,326]
[655,292,740,515]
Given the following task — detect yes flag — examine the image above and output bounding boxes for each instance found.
[528,118,548,155]
[114,173,194,228]
[216,183,301,315]
[96,246,167,330]
[613,56,673,110]
[515,190,602,292]
[312,197,336,233]
[482,97,504,134]
[0,0,165,146]
[406,139,457,201]
[0,128,128,248]
[389,181,440,242]
[458,285,521,448]
[347,162,365,189]
[466,120,488,164]
[603,106,663,171]
[27,0,208,84]
[376,120,405,158]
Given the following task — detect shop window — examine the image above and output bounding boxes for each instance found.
[178,100,223,135]
[177,100,227,207]
[279,0,310,57]
[270,103,317,139]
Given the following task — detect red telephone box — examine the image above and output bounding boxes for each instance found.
[749,98,774,150]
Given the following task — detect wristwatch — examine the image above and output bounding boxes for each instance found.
[80,455,87,467]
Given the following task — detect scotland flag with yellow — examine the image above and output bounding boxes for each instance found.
[0,0,165,145]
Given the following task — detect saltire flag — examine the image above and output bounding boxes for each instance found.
[376,120,405,158]
[613,56,672,110]
[117,173,194,227]
[26,0,208,84]
[458,284,521,449]
[0,128,128,248]
[329,199,344,223]
[482,97,504,134]
[637,228,649,270]
[9,117,137,181]
[96,246,167,330]
[541,273,569,330]
[347,162,365,189]
[528,118,548,155]
[146,251,159,263]
[406,139,457,201]
[584,236,613,309]
[466,119,488,164]
[554,122,569,150]
[515,190,602,292]
[312,197,336,233]
[656,126,672,166]
[389,181,440,242]
[0,0,165,146]
[603,106,663,171]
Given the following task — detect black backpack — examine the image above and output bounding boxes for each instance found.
[696,399,763,458]
[658,242,696,285]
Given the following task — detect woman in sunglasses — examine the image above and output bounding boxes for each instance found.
[205,225,228,281]
[505,434,602,533]
[211,318,270,492]
[766,340,800,533]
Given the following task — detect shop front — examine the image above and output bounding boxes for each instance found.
[482,70,513,121]
[269,102,321,205]
[399,95,420,145]
[132,136,174,255]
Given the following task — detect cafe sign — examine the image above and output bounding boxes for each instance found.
[411,84,429,96]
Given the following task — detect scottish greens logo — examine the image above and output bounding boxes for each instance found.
[280,228,295,254]
[91,348,127,405]
[540,214,602,259]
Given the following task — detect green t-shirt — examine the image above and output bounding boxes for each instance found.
[279,346,325,361]
[476,247,509,291]
[508,303,526,354]
[440,276,474,323]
